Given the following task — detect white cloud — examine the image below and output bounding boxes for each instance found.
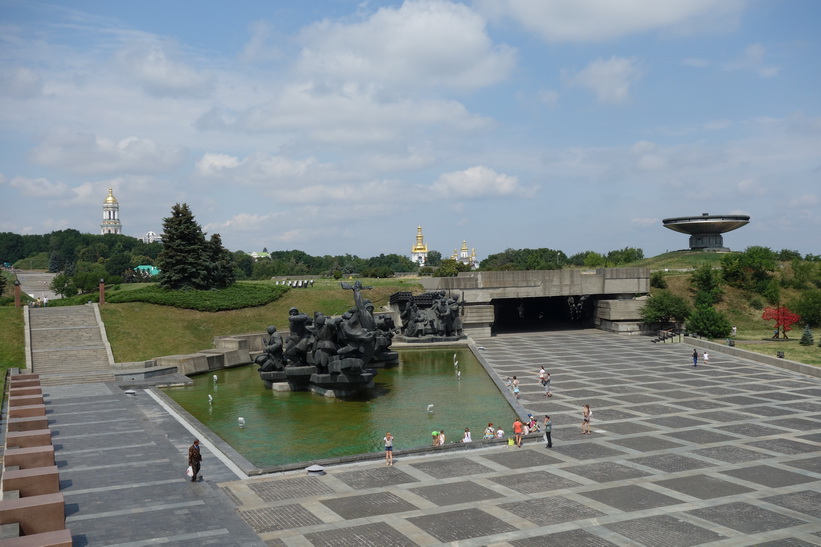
[476,0,745,42]
[115,41,215,97]
[536,89,559,107]
[786,193,819,208]
[0,67,44,99]
[725,43,780,78]
[193,152,337,187]
[238,20,283,65]
[199,82,490,144]
[30,129,187,175]
[564,56,642,105]
[704,119,731,131]
[294,0,516,90]
[9,176,69,198]
[430,165,532,198]
[631,217,659,227]
[681,57,710,68]
[737,178,767,196]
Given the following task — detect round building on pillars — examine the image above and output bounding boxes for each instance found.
[662,213,750,252]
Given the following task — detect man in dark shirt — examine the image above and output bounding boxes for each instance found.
[188,440,202,482]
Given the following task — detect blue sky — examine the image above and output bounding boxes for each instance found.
[1,0,819,260]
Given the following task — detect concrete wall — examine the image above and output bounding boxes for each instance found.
[420,267,649,335]
[687,338,821,379]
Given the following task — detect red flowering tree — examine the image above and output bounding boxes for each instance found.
[762,306,801,339]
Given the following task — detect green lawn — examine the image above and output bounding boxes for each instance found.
[0,307,25,392]
[100,278,423,362]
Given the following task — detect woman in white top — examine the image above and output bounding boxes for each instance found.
[462,428,472,442]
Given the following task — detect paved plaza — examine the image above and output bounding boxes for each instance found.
[218,331,821,546]
[25,325,821,545]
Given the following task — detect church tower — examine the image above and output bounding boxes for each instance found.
[410,226,428,266]
[101,187,122,235]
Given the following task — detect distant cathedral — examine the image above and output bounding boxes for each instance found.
[100,187,122,235]
[451,240,478,269]
[411,226,429,265]
[410,226,478,269]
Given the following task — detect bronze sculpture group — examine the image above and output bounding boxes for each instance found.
[398,290,464,339]
[255,281,398,397]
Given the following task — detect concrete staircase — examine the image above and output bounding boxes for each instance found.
[28,305,115,386]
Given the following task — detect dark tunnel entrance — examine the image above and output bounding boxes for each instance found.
[491,295,595,334]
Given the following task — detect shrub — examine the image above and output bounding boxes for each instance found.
[789,290,821,327]
[799,325,814,346]
[686,307,732,338]
[749,297,764,310]
[105,282,288,311]
[650,271,667,289]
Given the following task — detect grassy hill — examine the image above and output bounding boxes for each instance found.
[623,250,727,270]
[101,278,424,363]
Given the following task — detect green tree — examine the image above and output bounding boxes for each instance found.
[156,203,210,290]
[650,271,667,289]
[790,290,821,327]
[686,306,732,338]
[233,251,254,279]
[721,246,777,292]
[105,252,132,277]
[640,291,691,329]
[50,273,77,298]
[206,233,236,289]
[0,274,6,297]
[426,250,443,267]
[435,259,472,277]
[690,264,723,304]
[47,251,61,273]
[606,246,644,265]
[799,325,814,346]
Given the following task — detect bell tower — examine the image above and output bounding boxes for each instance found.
[101,187,122,235]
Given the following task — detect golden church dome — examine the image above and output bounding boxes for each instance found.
[104,187,118,204]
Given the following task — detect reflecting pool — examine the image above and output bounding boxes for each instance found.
[163,348,516,468]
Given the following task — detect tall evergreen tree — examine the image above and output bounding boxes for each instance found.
[47,250,60,273]
[799,324,814,346]
[156,203,210,290]
[207,233,236,289]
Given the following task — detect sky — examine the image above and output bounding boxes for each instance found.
[1,0,820,261]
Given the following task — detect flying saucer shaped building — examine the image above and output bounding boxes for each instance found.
[662,213,750,251]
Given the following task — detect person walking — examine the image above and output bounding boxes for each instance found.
[703,351,709,365]
[513,418,523,447]
[692,348,699,367]
[542,370,552,397]
[512,376,520,399]
[543,415,553,448]
[384,432,394,465]
[188,439,202,482]
[581,405,592,435]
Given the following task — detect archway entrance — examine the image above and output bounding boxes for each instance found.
[491,296,595,334]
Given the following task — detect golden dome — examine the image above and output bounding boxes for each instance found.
[411,226,428,253]
[104,187,118,204]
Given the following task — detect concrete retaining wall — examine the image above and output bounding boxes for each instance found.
[686,338,820,378]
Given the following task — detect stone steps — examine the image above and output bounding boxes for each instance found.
[27,306,114,385]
